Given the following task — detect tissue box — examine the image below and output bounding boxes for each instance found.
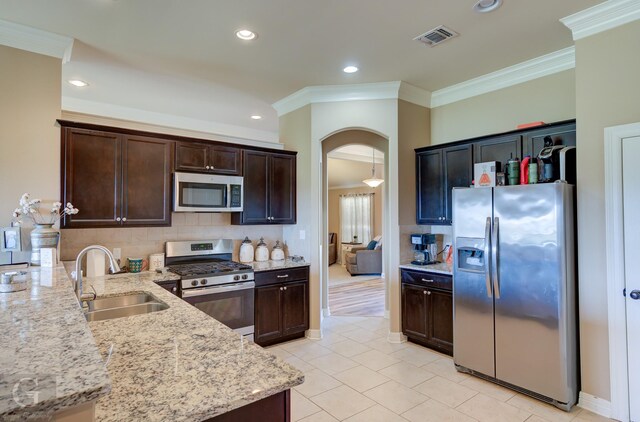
[474,161,499,188]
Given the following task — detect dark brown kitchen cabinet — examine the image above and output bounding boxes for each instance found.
[175,141,242,175]
[523,122,576,158]
[155,280,179,295]
[401,269,453,356]
[254,267,309,347]
[60,125,172,228]
[473,133,522,166]
[231,150,297,225]
[416,144,472,225]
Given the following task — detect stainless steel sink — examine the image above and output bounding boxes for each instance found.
[85,292,169,322]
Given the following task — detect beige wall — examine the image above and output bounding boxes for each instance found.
[328,186,383,244]
[431,69,576,145]
[574,20,640,401]
[0,46,61,265]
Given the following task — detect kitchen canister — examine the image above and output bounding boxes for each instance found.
[255,237,269,262]
[239,237,254,263]
[271,240,285,261]
[149,253,165,272]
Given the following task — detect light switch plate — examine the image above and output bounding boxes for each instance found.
[299,230,306,240]
[113,248,121,260]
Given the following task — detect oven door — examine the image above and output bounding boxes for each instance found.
[180,282,254,336]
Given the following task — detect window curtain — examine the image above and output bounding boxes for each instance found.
[339,193,374,244]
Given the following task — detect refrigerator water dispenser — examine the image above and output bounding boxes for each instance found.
[456,237,486,272]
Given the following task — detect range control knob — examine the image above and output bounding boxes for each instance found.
[191,280,198,287]
[242,274,248,280]
[200,279,207,285]
[234,275,240,281]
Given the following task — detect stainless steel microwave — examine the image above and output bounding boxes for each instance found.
[173,172,243,212]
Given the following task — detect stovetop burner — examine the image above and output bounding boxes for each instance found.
[168,261,253,278]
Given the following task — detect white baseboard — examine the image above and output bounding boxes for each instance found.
[323,307,331,317]
[384,310,390,319]
[306,329,322,340]
[578,391,612,419]
[387,331,408,344]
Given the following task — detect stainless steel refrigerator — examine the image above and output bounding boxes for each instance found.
[452,183,577,410]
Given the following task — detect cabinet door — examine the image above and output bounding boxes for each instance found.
[62,128,122,228]
[473,134,522,167]
[255,284,283,345]
[416,150,444,225]
[175,141,208,172]
[427,289,454,355]
[443,144,473,225]
[209,145,242,175]
[282,281,308,336]
[402,283,429,340]
[122,136,172,226]
[237,150,270,224]
[523,122,576,158]
[269,154,296,224]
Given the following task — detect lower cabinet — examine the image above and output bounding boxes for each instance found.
[155,280,179,296]
[254,267,309,347]
[401,269,453,356]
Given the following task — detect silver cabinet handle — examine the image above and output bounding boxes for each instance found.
[421,278,434,283]
[283,286,287,290]
[116,217,121,222]
[492,217,500,299]
[423,290,427,295]
[171,287,177,293]
[276,274,289,279]
[280,287,283,291]
[205,165,210,169]
[427,291,431,295]
[122,217,127,222]
[484,217,492,298]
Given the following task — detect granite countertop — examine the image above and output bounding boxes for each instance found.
[0,266,111,421]
[399,262,453,275]
[84,271,304,422]
[248,258,310,272]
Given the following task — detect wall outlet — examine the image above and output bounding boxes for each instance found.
[113,247,121,260]
[299,230,306,240]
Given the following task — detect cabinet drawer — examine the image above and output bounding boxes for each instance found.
[401,269,452,291]
[255,267,309,287]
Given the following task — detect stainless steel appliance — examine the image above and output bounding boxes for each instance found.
[173,172,243,212]
[452,183,577,410]
[165,240,255,340]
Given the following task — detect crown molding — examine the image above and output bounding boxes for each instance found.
[273,81,431,116]
[62,96,282,147]
[430,47,575,108]
[561,0,640,41]
[0,19,73,61]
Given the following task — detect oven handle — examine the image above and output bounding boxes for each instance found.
[181,281,255,298]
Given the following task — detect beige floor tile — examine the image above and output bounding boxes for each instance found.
[422,358,470,383]
[333,365,390,392]
[390,345,443,367]
[325,339,372,358]
[295,368,343,398]
[310,385,376,421]
[379,362,436,388]
[315,332,349,347]
[284,355,316,373]
[341,329,385,343]
[292,389,322,421]
[525,416,551,422]
[459,377,516,402]
[308,352,359,375]
[364,380,429,414]
[574,409,615,421]
[352,349,401,371]
[354,318,390,332]
[364,338,410,354]
[372,327,390,336]
[288,342,334,361]
[414,376,478,408]
[280,337,313,351]
[402,399,478,422]
[266,346,293,360]
[328,324,360,335]
[506,394,579,422]
[344,404,409,422]
[299,410,339,422]
[457,394,531,422]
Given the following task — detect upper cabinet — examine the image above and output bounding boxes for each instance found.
[175,141,242,175]
[231,150,297,225]
[473,134,522,165]
[416,144,472,225]
[61,125,172,228]
[523,121,576,158]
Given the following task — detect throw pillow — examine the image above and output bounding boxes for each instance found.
[366,240,377,250]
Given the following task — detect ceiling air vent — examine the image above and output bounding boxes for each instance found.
[414,25,459,47]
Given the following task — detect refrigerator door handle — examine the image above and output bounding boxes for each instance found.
[484,217,492,298]
[492,216,501,299]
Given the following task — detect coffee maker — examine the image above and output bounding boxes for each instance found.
[410,233,437,265]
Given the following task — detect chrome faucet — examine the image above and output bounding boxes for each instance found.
[74,245,121,306]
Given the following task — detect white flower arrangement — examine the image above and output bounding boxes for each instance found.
[12,193,79,225]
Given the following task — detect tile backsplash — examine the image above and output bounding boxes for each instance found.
[60,213,284,263]
[399,224,453,264]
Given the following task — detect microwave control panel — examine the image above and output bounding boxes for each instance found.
[230,185,242,208]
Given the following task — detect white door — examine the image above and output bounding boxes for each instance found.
[622,136,640,421]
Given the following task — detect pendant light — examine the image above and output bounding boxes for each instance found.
[363,148,384,188]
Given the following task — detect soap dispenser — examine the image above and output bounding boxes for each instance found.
[271,240,285,261]
[255,237,269,262]
[239,237,254,263]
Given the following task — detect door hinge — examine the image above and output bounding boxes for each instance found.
[623,288,626,297]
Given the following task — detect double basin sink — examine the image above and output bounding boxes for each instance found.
[85,292,169,322]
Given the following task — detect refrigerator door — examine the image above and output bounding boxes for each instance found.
[453,187,495,377]
[493,183,576,405]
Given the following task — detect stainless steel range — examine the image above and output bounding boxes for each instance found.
[166,239,255,340]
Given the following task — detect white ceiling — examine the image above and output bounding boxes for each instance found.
[328,146,384,188]
[0,1,602,140]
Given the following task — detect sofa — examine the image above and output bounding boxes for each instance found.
[345,246,382,276]
[328,232,337,265]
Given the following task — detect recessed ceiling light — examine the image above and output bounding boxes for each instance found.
[236,29,257,40]
[250,115,262,120]
[343,66,359,74]
[68,79,88,87]
[473,0,502,13]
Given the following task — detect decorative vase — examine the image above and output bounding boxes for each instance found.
[30,224,60,266]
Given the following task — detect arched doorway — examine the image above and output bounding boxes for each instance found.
[321,129,390,319]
